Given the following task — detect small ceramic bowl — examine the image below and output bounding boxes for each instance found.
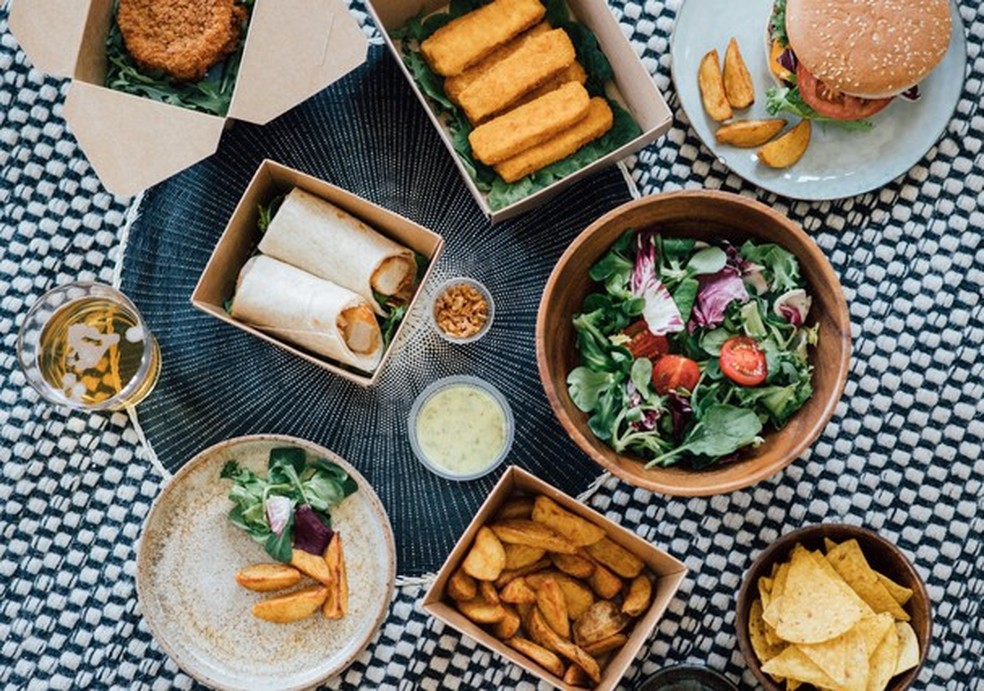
[407,375,514,481]
[636,664,739,691]
[735,524,932,691]
[536,190,852,496]
[429,276,495,344]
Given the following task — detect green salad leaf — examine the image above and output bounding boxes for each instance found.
[645,405,763,468]
[766,86,875,132]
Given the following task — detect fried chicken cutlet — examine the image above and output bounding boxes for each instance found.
[117,0,248,82]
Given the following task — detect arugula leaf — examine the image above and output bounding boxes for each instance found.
[739,241,803,293]
[645,404,763,468]
[567,367,619,412]
[269,447,306,475]
[770,0,789,46]
[257,194,285,234]
[672,278,699,323]
[686,247,727,276]
[630,358,653,399]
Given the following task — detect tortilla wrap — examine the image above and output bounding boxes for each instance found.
[258,188,415,315]
[231,255,382,372]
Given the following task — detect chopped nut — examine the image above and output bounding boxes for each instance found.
[434,283,490,339]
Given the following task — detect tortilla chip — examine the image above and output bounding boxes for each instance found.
[894,622,920,675]
[763,561,790,629]
[826,540,910,621]
[775,549,866,644]
[856,612,895,661]
[798,629,848,686]
[762,646,839,688]
[824,537,839,553]
[749,599,787,664]
[759,575,774,612]
[807,550,873,614]
[839,625,870,691]
[786,681,800,691]
[878,573,914,606]
[868,619,900,691]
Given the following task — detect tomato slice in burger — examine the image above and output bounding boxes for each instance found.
[796,62,893,121]
[720,337,768,387]
[651,355,701,395]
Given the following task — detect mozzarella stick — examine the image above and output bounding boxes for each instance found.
[458,28,576,123]
[420,0,546,77]
[445,23,551,105]
[494,97,613,182]
[469,82,591,165]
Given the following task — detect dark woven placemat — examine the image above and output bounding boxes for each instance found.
[118,44,634,576]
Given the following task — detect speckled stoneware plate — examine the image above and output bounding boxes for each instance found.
[136,435,396,691]
[670,0,967,200]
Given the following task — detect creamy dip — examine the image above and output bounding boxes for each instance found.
[415,384,507,475]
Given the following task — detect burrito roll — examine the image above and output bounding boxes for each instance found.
[231,256,383,372]
[258,188,416,315]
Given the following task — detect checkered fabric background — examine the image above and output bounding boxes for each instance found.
[1,1,981,689]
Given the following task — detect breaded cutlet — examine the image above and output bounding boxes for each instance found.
[117,0,248,82]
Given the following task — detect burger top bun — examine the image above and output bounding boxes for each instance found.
[785,0,952,99]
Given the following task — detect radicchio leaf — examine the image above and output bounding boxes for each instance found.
[631,232,684,335]
[691,267,749,329]
[293,505,334,555]
[773,288,813,327]
[667,392,693,441]
[778,48,797,74]
[726,243,768,296]
[900,85,921,102]
[265,495,293,536]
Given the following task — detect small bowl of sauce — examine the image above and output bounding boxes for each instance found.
[408,375,514,481]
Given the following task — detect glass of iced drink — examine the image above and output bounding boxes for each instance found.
[17,282,161,410]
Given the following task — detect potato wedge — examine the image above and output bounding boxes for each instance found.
[622,574,653,617]
[321,533,348,619]
[501,577,538,605]
[253,585,328,623]
[496,497,535,521]
[536,578,570,638]
[495,557,552,588]
[758,120,811,168]
[531,496,606,546]
[479,580,500,605]
[585,538,644,579]
[524,571,595,620]
[563,663,592,687]
[290,548,333,586]
[504,543,547,570]
[698,49,732,121]
[235,563,302,592]
[550,552,595,579]
[457,597,507,624]
[493,604,522,639]
[586,561,622,599]
[582,633,628,656]
[506,637,565,678]
[448,568,478,601]
[723,37,754,108]
[574,601,630,646]
[529,609,601,683]
[715,119,787,147]
[463,526,507,581]
[491,520,578,554]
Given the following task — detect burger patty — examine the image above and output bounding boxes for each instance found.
[117,0,248,82]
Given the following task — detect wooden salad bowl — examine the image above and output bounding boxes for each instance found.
[535,190,851,496]
[735,524,932,691]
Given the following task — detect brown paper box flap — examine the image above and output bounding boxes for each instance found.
[64,82,225,197]
[229,0,368,124]
[9,0,91,77]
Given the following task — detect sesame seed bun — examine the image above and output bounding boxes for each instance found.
[784,0,952,99]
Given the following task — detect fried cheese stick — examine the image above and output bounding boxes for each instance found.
[494,97,613,182]
[458,28,576,123]
[420,0,546,77]
[445,23,552,105]
[510,61,587,111]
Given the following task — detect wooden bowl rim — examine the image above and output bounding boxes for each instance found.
[733,524,933,691]
[535,189,852,496]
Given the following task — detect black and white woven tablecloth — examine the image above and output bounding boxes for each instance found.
[1,1,982,689]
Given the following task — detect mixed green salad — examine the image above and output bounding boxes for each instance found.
[567,230,817,469]
[394,0,642,211]
[221,447,358,562]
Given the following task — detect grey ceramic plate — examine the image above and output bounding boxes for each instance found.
[670,0,967,200]
[136,435,396,691]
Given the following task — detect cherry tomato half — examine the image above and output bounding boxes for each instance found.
[796,62,893,121]
[720,337,768,387]
[623,320,670,360]
[652,355,701,395]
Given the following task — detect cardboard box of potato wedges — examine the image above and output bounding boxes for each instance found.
[192,159,444,386]
[8,0,368,196]
[367,0,674,222]
[423,466,687,690]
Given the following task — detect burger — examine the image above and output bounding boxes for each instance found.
[765,0,952,129]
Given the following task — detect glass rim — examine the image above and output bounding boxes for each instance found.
[17,281,158,411]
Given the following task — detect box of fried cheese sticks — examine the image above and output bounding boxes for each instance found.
[366,0,673,223]
[193,160,445,386]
